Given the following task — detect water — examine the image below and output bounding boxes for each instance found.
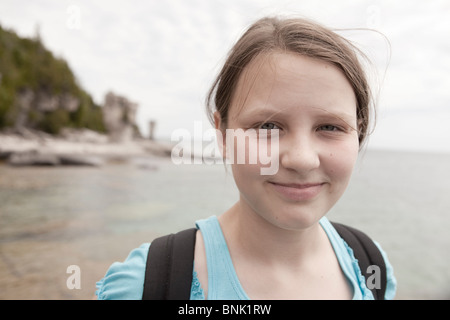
[0,149,449,299]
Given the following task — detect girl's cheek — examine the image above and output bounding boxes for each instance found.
[326,142,359,179]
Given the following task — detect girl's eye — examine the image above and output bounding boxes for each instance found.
[260,122,279,130]
[318,124,341,132]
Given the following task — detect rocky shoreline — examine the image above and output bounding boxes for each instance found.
[0,128,173,167]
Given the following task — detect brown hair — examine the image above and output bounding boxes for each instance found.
[206,16,374,147]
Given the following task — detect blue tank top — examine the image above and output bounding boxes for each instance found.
[96,216,397,300]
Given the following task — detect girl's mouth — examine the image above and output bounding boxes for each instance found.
[268,181,325,201]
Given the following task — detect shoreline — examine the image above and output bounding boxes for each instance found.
[0,128,174,167]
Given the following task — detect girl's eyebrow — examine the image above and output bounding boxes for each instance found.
[310,107,358,129]
[239,108,284,119]
[313,110,356,124]
[240,105,356,125]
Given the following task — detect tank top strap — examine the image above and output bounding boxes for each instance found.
[195,216,249,300]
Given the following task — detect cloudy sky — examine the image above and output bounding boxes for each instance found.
[1,0,449,153]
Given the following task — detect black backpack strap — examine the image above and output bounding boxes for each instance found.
[142,228,197,300]
[331,222,387,300]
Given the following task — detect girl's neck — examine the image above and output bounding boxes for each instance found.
[218,199,327,268]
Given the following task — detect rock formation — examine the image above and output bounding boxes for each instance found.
[102,91,140,143]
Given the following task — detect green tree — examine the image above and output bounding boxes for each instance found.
[0,24,105,134]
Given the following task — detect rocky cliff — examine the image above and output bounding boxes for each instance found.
[0,24,106,134]
[0,24,140,141]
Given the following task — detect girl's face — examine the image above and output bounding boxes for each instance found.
[217,52,360,231]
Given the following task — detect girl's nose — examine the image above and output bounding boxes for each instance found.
[279,133,320,173]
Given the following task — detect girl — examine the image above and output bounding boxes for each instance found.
[96,16,396,300]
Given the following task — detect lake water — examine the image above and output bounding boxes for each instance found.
[0,149,449,299]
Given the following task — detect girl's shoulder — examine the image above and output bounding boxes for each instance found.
[320,218,397,300]
[96,243,150,300]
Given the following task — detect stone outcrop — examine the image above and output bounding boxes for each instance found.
[102,91,139,143]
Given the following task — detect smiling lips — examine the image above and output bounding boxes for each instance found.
[268,181,325,201]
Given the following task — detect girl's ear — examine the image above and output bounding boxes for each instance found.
[357,117,365,144]
[214,111,222,130]
[214,112,227,160]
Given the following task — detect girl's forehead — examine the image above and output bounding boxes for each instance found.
[241,51,337,79]
[229,52,357,121]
